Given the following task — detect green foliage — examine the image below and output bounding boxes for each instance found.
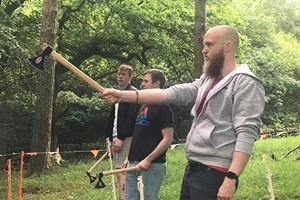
[59,0,195,83]
[54,91,110,144]
[261,0,300,40]
[247,31,300,127]
[1,0,300,150]
[0,1,41,111]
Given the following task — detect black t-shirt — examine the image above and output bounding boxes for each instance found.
[128,104,174,163]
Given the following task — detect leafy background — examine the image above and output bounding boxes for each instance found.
[0,0,299,151]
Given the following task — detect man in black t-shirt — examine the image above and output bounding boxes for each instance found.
[122,69,174,200]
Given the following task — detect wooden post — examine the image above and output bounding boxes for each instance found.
[137,175,144,200]
[266,164,275,200]
[7,159,12,200]
[18,151,24,200]
[107,138,117,200]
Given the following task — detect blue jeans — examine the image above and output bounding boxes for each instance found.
[125,161,166,200]
[180,165,232,200]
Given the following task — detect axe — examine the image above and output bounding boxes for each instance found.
[85,151,109,183]
[28,43,105,93]
[95,166,140,189]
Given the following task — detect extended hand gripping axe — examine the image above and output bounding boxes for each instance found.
[27,43,105,93]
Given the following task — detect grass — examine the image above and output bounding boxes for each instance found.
[1,135,300,200]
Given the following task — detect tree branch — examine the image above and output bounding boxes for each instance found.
[59,0,86,29]
[4,0,25,16]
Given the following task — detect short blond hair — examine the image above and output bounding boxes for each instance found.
[118,64,134,77]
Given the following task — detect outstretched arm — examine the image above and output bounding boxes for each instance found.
[101,88,168,105]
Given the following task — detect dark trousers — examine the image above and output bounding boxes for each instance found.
[179,162,232,200]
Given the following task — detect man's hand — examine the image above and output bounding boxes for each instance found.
[217,177,236,200]
[138,158,151,170]
[100,89,121,104]
[121,158,128,169]
[112,139,124,153]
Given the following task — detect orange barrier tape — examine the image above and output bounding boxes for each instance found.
[90,150,100,158]
[0,149,106,157]
[25,152,38,156]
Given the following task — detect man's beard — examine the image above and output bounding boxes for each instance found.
[203,50,224,77]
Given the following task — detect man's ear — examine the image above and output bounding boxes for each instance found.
[154,80,161,88]
[224,41,233,53]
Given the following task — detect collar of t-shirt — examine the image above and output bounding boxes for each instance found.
[196,76,223,116]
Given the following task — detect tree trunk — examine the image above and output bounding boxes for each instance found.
[0,108,12,169]
[194,0,206,79]
[29,0,58,174]
[0,124,7,169]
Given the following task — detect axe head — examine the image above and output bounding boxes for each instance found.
[95,173,106,189]
[85,172,97,183]
[27,45,53,71]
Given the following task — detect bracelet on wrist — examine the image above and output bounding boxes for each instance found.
[135,90,139,104]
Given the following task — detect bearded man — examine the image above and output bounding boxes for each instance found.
[101,25,265,200]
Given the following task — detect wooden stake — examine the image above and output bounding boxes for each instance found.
[266,164,275,200]
[18,151,24,200]
[137,175,144,200]
[7,159,12,200]
[107,138,117,200]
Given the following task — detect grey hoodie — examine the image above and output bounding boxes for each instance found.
[165,64,265,168]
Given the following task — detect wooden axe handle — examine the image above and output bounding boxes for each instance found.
[87,151,109,173]
[42,43,105,93]
[102,165,140,176]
